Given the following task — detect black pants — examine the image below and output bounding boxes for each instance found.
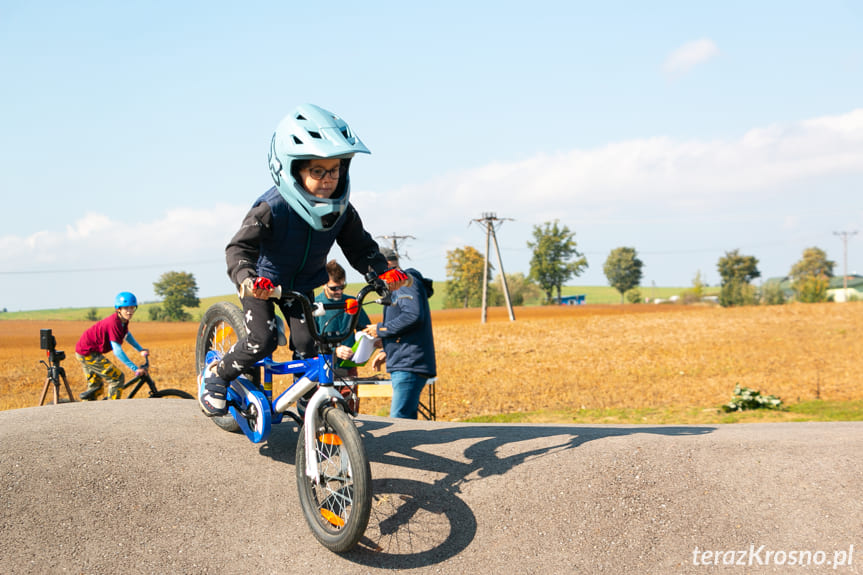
[215,293,315,382]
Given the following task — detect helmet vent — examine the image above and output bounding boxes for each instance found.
[292,135,303,145]
[308,130,322,139]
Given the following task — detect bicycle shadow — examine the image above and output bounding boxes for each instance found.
[345,420,715,569]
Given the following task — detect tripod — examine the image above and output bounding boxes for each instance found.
[37,352,76,406]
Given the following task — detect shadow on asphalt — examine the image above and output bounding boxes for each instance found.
[256,420,714,569]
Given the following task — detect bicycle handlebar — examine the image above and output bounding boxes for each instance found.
[282,281,392,347]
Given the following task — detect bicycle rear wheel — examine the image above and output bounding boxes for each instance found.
[296,407,372,553]
[195,301,247,432]
[150,389,194,399]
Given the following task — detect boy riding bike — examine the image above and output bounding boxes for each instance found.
[76,291,150,400]
[199,103,408,417]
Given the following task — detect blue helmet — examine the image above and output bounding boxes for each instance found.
[267,104,370,231]
[114,292,138,308]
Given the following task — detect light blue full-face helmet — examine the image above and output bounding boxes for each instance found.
[268,104,370,231]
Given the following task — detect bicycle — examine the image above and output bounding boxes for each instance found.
[194,279,392,553]
[115,371,194,400]
[80,359,194,401]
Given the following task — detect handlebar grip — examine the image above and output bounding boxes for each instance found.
[238,282,283,300]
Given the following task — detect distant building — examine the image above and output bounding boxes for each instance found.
[827,274,863,302]
[559,294,586,305]
[764,274,863,302]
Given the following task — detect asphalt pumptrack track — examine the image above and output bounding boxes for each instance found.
[1,400,861,574]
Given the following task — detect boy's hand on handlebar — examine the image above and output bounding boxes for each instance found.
[242,277,276,299]
[135,367,148,378]
[378,268,411,291]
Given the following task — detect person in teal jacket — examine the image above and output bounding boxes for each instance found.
[314,259,371,375]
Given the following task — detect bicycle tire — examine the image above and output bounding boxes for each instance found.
[195,301,247,433]
[295,407,372,553]
[150,389,194,399]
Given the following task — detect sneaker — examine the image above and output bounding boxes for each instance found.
[79,385,103,401]
[198,364,228,417]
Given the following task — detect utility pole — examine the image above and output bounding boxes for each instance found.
[472,212,515,323]
[834,230,858,302]
[376,233,415,259]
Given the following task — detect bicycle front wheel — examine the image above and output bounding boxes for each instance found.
[296,407,372,553]
[195,301,247,433]
[151,389,194,399]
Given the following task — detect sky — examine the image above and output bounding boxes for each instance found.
[1,0,862,311]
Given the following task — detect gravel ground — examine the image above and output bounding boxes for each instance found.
[1,400,861,574]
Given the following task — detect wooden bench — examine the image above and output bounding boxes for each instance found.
[337,376,437,420]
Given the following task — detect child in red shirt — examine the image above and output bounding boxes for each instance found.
[76,292,149,400]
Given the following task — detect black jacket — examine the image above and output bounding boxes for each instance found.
[225,187,388,293]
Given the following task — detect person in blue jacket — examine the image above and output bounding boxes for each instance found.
[363,247,437,419]
[198,104,408,417]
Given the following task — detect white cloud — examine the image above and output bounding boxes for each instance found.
[355,108,863,238]
[0,203,246,270]
[663,38,719,77]
[4,109,863,309]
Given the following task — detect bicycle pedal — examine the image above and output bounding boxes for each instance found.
[79,387,104,401]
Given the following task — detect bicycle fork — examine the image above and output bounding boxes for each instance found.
[302,386,347,485]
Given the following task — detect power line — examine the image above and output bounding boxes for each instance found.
[834,230,858,301]
[0,259,225,275]
[471,212,515,323]
[376,233,415,260]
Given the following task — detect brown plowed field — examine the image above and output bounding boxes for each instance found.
[3,302,862,419]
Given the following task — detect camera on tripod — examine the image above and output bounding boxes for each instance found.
[40,329,66,364]
[37,328,75,405]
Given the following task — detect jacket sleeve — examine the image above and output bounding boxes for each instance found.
[336,204,389,278]
[377,271,423,338]
[225,201,273,288]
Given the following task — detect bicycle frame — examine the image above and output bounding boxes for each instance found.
[205,283,388,482]
[122,373,158,398]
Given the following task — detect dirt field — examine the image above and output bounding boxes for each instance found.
[3,302,862,419]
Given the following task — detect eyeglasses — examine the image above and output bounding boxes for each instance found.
[326,284,346,292]
[305,166,341,180]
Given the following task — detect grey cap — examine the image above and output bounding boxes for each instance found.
[379,246,399,262]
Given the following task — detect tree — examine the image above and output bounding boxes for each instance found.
[603,247,644,304]
[488,272,542,307]
[789,247,835,281]
[681,270,706,304]
[717,250,760,307]
[527,220,588,304]
[152,271,200,321]
[444,246,490,309]
[789,247,835,303]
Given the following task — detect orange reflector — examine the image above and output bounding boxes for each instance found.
[215,324,234,345]
[320,508,345,527]
[344,298,359,315]
[319,433,342,445]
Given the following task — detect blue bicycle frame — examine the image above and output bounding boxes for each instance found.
[204,283,385,446]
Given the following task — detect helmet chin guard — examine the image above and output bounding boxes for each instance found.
[268,104,370,231]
